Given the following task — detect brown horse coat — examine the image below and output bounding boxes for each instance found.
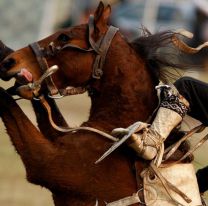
[0,2,195,206]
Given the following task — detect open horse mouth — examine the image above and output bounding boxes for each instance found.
[0,67,33,84]
[15,68,33,84]
[4,68,33,98]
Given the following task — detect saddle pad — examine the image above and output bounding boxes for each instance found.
[143,163,202,206]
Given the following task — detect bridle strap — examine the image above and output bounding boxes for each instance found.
[92,26,119,79]
[61,43,94,52]
[29,42,59,95]
[28,15,119,96]
[88,15,102,53]
[61,16,119,79]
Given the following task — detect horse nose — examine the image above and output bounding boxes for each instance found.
[0,58,16,72]
[1,58,16,70]
[0,58,16,80]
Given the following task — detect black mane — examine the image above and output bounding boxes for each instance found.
[131,29,192,83]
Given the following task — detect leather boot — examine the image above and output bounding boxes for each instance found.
[128,89,189,160]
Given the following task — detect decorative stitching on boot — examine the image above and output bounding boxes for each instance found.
[160,95,189,118]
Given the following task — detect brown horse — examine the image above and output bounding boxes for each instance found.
[0,2,197,205]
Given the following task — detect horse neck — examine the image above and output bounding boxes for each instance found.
[87,37,158,131]
[53,193,97,206]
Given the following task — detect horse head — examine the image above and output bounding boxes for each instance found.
[0,2,161,128]
[0,2,117,99]
[0,1,203,127]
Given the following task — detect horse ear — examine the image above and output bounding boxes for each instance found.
[94,2,105,22]
[94,2,111,34]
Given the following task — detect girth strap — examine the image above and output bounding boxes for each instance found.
[29,42,59,95]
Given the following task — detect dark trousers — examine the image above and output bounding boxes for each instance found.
[174,77,208,193]
[174,77,208,126]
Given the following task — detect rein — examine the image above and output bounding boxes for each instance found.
[39,95,118,142]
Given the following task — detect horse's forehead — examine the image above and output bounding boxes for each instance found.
[61,25,88,37]
[39,26,86,44]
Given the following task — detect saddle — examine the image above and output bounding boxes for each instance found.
[140,125,207,206]
[104,124,207,206]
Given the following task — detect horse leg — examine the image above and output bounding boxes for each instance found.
[0,88,55,179]
[31,94,68,140]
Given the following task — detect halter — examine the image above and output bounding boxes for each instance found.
[29,15,119,99]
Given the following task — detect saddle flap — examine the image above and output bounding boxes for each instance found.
[143,163,202,206]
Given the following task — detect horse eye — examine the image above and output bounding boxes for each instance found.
[57,33,70,43]
[3,58,16,69]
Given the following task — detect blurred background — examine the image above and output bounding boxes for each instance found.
[0,0,208,205]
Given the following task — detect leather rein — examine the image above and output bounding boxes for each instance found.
[29,15,119,99]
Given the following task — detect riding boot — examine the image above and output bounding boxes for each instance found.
[128,86,190,160]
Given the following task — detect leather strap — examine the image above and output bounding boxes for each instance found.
[92,26,119,79]
[29,43,59,95]
[161,133,208,168]
[88,15,102,53]
[61,43,94,52]
[149,162,192,205]
[39,95,118,141]
[29,15,119,96]
[163,124,205,161]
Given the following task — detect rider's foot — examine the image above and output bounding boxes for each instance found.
[113,85,190,160]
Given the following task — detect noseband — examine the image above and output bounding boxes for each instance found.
[29,15,119,99]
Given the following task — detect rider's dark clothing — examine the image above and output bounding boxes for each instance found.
[196,166,208,193]
[174,76,208,193]
[174,77,208,126]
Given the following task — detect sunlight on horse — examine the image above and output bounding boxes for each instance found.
[0,1,204,206]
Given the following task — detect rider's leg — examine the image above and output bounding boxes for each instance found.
[175,77,208,194]
[128,77,208,160]
[127,84,190,160]
[174,76,208,126]
[113,77,208,160]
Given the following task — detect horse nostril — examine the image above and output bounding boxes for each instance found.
[2,58,16,70]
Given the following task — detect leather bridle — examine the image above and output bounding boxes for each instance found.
[29,15,119,99]
[7,14,120,141]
